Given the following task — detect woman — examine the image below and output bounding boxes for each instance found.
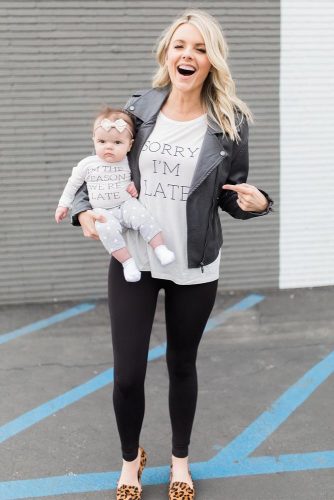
[72,9,273,500]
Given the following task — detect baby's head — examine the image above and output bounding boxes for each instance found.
[92,107,135,163]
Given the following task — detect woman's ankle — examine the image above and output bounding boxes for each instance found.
[170,455,193,486]
[118,449,141,487]
[122,448,140,466]
[172,453,188,461]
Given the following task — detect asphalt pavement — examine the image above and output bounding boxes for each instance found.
[0,285,334,500]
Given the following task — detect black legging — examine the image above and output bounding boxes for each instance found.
[108,258,218,461]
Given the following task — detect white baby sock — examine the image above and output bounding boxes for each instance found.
[122,258,141,282]
[154,245,175,266]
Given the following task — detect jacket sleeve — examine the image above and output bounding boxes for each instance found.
[218,116,273,219]
[70,182,92,226]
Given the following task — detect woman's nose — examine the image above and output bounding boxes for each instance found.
[181,47,193,59]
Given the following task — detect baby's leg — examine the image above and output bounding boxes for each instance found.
[93,208,126,255]
[93,208,141,282]
[120,199,175,265]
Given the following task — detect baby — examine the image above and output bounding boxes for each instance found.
[55,107,175,282]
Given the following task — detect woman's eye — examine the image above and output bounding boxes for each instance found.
[173,45,206,53]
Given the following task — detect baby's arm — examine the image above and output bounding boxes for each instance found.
[55,160,88,223]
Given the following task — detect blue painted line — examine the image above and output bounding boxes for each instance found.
[2,451,334,498]
[230,451,334,477]
[192,451,334,480]
[147,341,167,360]
[0,368,113,444]
[210,349,334,466]
[0,303,96,345]
[0,295,259,445]
[205,293,264,331]
[2,291,334,497]
[0,342,168,445]
[191,450,334,479]
[190,451,334,478]
[0,464,183,499]
[0,471,120,499]
[0,294,266,498]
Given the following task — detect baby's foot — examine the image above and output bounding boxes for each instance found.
[154,245,175,266]
[122,258,141,282]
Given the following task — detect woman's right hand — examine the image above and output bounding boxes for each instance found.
[78,210,106,240]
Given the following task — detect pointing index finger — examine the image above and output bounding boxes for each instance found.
[223,183,251,194]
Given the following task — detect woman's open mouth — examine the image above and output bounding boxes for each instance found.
[177,65,196,76]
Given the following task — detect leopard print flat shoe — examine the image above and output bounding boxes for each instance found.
[168,463,195,499]
[116,447,147,500]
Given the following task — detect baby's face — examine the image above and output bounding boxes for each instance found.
[93,123,133,163]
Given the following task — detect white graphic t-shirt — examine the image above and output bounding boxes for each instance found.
[125,111,221,285]
[59,155,131,210]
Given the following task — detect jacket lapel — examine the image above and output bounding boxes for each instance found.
[124,86,170,124]
[125,87,170,189]
[188,128,228,196]
[127,119,156,189]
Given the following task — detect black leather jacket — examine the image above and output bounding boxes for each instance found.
[72,86,273,270]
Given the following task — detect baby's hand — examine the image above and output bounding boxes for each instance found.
[55,206,69,223]
[127,182,138,198]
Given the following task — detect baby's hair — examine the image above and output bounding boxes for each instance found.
[93,105,135,137]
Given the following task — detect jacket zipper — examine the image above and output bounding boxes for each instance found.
[194,153,224,272]
[200,196,216,273]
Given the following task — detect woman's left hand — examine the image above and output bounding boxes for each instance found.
[223,183,268,212]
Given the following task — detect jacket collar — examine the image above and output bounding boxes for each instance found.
[127,86,223,135]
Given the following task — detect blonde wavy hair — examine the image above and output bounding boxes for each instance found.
[152,9,253,142]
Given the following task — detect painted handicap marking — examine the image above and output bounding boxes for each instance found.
[0,303,96,345]
[0,294,267,498]
[0,295,262,445]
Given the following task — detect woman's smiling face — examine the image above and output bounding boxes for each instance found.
[165,23,212,93]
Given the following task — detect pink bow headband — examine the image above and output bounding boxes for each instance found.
[94,118,133,137]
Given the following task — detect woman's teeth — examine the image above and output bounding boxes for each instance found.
[177,65,196,76]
